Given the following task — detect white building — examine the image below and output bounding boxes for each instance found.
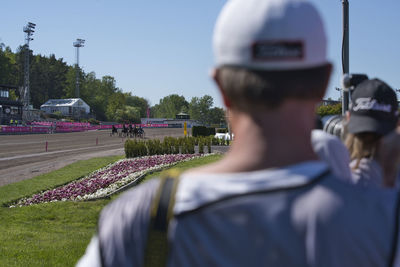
[40,98,90,118]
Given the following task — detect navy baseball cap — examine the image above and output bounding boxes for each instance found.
[348,78,399,135]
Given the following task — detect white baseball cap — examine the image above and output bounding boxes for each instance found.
[213,0,329,70]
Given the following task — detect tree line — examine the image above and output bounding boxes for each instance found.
[0,44,225,125]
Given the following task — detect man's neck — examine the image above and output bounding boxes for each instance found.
[189,100,319,174]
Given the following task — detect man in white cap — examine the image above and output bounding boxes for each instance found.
[77,0,400,266]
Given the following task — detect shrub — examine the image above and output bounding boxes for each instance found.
[192,126,216,137]
[207,137,212,153]
[174,139,180,154]
[188,138,195,154]
[178,137,186,154]
[162,138,171,154]
[124,136,210,158]
[317,103,342,117]
[125,139,137,158]
[181,137,195,154]
[147,140,155,155]
[198,137,204,154]
[153,139,162,155]
[217,128,228,133]
[208,127,216,136]
[125,139,148,158]
[192,126,206,137]
[138,141,147,156]
[124,140,131,158]
[88,118,100,125]
[211,137,219,146]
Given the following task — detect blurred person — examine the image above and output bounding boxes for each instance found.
[111,125,117,136]
[133,125,139,137]
[77,1,400,266]
[311,129,352,181]
[311,113,352,182]
[345,78,400,188]
[137,124,144,137]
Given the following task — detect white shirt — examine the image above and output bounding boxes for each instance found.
[311,129,352,181]
[77,160,400,267]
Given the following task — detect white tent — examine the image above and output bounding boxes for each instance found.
[40,98,90,117]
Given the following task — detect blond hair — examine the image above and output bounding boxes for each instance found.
[345,132,381,170]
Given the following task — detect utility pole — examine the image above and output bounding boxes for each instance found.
[342,0,350,114]
[73,38,85,99]
[23,22,36,111]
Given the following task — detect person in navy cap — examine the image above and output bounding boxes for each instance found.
[345,78,400,188]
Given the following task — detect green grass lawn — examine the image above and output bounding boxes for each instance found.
[0,153,223,267]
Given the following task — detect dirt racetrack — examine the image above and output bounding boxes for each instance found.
[0,128,187,186]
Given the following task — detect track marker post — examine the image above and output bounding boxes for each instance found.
[96,137,98,146]
[45,141,48,152]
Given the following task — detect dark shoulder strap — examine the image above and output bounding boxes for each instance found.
[388,191,400,267]
[144,169,181,267]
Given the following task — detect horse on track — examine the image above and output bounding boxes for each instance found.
[110,125,118,136]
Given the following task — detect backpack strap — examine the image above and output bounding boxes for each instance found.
[388,190,400,267]
[144,169,181,267]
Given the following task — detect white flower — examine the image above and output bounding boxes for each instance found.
[10,153,215,207]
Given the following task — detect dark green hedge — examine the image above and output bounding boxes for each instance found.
[124,136,229,158]
[192,126,216,137]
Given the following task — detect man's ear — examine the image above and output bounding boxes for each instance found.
[211,68,231,108]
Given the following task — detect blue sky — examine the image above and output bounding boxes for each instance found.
[2,0,399,107]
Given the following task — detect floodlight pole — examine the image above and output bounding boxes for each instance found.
[342,0,350,114]
[73,39,85,99]
[23,22,36,110]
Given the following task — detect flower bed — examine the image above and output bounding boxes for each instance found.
[12,154,211,207]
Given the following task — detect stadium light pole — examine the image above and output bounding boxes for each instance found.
[23,22,36,111]
[341,0,350,114]
[73,38,85,99]
[396,89,400,106]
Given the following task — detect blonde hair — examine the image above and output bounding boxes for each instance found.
[344,132,381,170]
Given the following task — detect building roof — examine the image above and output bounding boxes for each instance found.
[41,98,89,108]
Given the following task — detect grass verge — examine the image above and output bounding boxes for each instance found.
[0,153,223,267]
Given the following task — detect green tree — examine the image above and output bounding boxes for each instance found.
[152,94,188,118]
[81,73,120,120]
[114,106,141,123]
[125,94,149,118]
[0,41,150,122]
[63,66,78,98]
[0,45,18,85]
[106,92,126,121]
[29,54,69,108]
[208,107,226,125]
[189,95,214,125]
[10,46,27,91]
[80,72,101,116]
